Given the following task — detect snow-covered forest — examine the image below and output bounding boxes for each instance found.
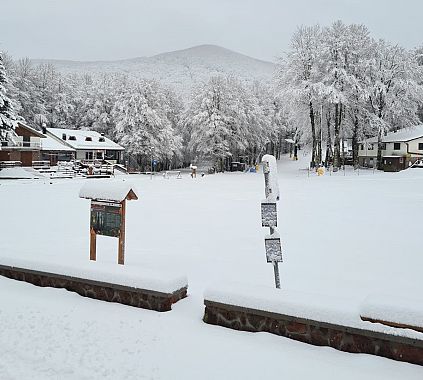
[1,21,422,170]
[278,22,423,169]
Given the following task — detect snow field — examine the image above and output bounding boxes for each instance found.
[0,156,422,378]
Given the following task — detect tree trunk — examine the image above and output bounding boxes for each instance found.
[278,133,283,159]
[325,110,333,166]
[376,127,383,170]
[316,109,322,165]
[352,112,360,169]
[333,103,342,168]
[309,101,317,168]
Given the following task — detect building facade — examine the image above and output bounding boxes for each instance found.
[0,122,45,166]
[45,128,124,164]
[359,125,423,171]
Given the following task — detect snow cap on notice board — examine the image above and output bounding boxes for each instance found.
[79,180,138,202]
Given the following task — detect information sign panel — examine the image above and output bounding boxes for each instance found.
[261,202,277,227]
[265,237,283,263]
[90,201,122,237]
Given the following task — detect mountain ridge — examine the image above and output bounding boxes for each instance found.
[32,44,276,96]
[32,44,275,65]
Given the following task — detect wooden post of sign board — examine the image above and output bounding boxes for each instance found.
[118,200,126,265]
[90,226,97,261]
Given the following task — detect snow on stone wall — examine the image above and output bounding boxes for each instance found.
[204,283,423,340]
[0,257,187,294]
[360,294,423,331]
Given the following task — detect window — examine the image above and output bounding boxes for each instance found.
[381,143,386,150]
[368,144,374,150]
[85,136,92,142]
[62,133,67,140]
[99,137,105,142]
[419,143,423,151]
[85,152,93,160]
[96,151,103,159]
[22,136,30,147]
[69,135,76,141]
[394,142,401,150]
[360,144,364,150]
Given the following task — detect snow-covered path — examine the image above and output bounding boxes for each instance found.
[0,157,422,379]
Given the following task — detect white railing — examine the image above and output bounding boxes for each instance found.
[0,161,22,168]
[0,137,41,149]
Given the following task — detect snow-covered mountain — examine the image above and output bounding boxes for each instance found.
[33,45,276,95]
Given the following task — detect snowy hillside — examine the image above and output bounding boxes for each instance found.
[32,45,276,95]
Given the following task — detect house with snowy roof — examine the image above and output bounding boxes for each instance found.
[43,128,124,164]
[0,121,46,166]
[40,133,76,166]
[359,125,423,171]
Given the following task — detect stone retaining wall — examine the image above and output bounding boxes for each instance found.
[204,300,423,366]
[0,264,187,312]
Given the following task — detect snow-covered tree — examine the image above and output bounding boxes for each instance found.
[113,80,181,170]
[321,22,375,168]
[278,22,423,170]
[0,52,16,139]
[184,77,232,170]
[183,75,272,170]
[415,46,423,122]
[277,25,324,167]
[364,41,423,169]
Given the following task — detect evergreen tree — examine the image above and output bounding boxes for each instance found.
[0,52,16,139]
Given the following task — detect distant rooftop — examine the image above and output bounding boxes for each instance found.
[46,128,124,150]
[365,125,423,143]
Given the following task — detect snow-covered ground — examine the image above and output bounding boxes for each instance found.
[0,156,422,379]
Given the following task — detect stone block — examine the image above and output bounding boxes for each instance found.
[0,264,187,312]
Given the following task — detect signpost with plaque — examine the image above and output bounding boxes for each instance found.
[261,154,283,289]
[79,182,138,265]
[261,201,277,227]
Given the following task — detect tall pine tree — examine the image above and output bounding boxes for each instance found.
[0,52,16,139]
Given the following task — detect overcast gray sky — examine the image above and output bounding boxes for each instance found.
[1,0,422,62]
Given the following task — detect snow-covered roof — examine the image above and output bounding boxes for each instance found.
[79,181,138,202]
[41,134,76,152]
[16,122,46,138]
[365,125,423,143]
[46,128,124,151]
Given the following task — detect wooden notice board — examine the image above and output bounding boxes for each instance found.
[80,182,138,266]
[91,201,122,237]
[89,200,126,265]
